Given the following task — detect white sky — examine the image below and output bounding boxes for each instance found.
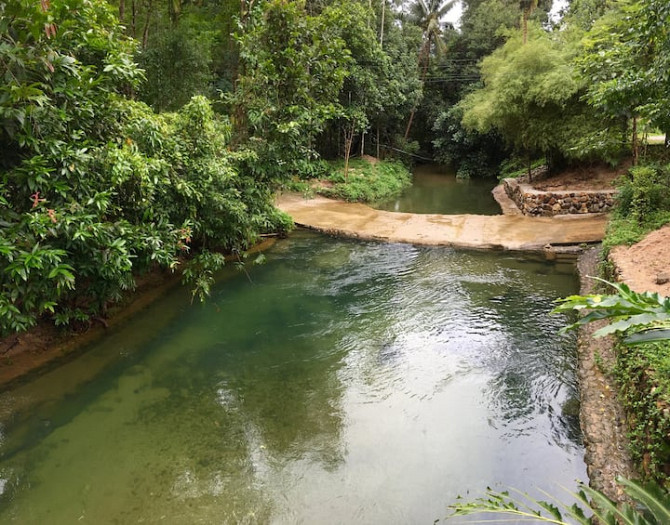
[443,0,569,29]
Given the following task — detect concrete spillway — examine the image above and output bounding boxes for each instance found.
[277,193,608,253]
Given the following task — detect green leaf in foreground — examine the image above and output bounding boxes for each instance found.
[552,278,670,344]
[447,477,670,524]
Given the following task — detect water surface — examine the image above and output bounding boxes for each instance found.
[375,164,500,215]
[0,232,585,523]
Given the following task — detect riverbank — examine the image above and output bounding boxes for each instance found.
[0,239,277,391]
[576,248,635,501]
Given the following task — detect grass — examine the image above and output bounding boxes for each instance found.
[285,158,411,204]
[603,211,670,251]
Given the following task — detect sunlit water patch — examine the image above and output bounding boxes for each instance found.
[0,231,585,523]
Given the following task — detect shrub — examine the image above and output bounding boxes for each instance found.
[318,159,412,203]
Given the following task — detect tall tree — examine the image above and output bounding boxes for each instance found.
[519,0,538,44]
[580,0,670,153]
[460,25,619,167]
[404,0,456,139]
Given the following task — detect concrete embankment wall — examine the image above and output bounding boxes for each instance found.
[577,248,635,502]
[504,178,617,216]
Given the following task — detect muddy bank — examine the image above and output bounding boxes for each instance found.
[576,247,635,500]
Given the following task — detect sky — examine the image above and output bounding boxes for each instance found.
[443,0,569,29]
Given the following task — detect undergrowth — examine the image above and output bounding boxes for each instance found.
[615,340,670,485]
[286,158,412,203]
[602,163,670,252]
[499,157,546,180]
[599,161,670,485]
[319,159,412,202]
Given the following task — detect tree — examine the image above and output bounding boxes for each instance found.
[519,0,538,44]
[233,0,350,181]
[0,0,290,333]
[580,0,670,154]
[460,25,620,169]
[403,0,456,139]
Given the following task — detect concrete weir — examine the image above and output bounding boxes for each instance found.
[277,193,609,253]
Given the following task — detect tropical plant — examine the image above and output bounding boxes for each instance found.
[233,0,350,181]
[553,278,670,345]
[580,0,670,155]
[0,0,290,335]
[460,25,621,168]
[404,0,456,139]
[448,476,670,524]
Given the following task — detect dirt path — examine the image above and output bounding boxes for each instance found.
[609,224,670,296]
[277,193,609,252]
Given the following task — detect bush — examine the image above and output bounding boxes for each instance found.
[603,164,670,250]
[616,340,670,484]
[318,159,412,203]
[0,0,290,335]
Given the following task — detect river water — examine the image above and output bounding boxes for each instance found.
[0,231,586,523]
[374,165,500,215]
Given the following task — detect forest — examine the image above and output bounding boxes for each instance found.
[1,0,669,334]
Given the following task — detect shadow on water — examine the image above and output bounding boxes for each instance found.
[374,164,500,215]
[0,231,585,524]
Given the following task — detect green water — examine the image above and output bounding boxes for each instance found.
[375,165,500,215]
[0,232,586,523]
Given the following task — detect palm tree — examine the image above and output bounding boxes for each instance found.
[520,0,538,44]
[404,0,456,139]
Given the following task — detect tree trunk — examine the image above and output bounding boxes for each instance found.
[376,126,380,159]
[344,121,356,181]
[131,0,136,38]
[142,0,153,49]
[119,0,125,23]
[379,0,385,47]
[632,115,638,166]
[404,38,431,140]
[522,9,529,44]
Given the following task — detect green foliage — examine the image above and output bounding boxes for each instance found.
[460,24,621,163]
[554,279,670,485]
[0,0,291,335]
[182,250,226,304]
[499,156,546,179]
[553,278,670,343]
[233,0,350,181]
[603,164,670,249]
[137,21,214,112]
[580,0,670,135]
[616,166,670,225]
[448,477,670,524]
[432,104,507,179]
[317,159,412,203]
[616,340,670,483]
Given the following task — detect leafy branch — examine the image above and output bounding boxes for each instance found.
[552,278,670,345]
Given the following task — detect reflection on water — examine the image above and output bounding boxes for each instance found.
[0,231,585,523]
[374,164,500,215]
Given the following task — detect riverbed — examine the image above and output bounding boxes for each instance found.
[0,231,586,523]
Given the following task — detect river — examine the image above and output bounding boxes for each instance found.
[374,164,500,215]
[0,231,586,523]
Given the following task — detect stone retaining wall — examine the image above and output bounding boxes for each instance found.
[503,178,617,216]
